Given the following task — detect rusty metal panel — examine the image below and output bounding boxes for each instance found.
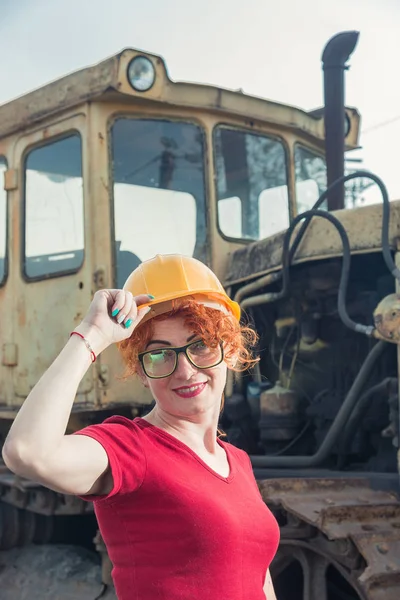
[0,55,120,140]
[2,344,17,367]
[225,200,400,284]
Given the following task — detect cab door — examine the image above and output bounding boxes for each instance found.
[10,114,97,405]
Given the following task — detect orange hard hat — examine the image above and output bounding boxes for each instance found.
[123,254,240,322]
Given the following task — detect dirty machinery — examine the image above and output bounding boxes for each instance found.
[0,30,399,600]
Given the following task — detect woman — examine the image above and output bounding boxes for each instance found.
[3,254,280,600]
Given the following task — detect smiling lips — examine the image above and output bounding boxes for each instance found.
[173,382,207,398]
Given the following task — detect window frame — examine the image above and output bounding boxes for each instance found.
[108,113,209,287]
[212,123,291,244]
[0,156,8,287]
[22,130,85,282]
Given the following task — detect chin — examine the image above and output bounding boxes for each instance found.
[175,394,219,413]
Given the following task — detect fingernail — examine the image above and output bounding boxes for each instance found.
[125,319,133,328]
[117,313,126,324]
[147,294,155,300]
[112,308,120,317]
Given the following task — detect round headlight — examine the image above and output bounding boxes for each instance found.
[127,56,156,92]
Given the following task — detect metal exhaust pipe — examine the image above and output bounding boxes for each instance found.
[322,30,359,210]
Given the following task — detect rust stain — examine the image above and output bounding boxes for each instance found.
[17,301,26,328]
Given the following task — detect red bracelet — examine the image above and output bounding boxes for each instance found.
[70,331,97,362]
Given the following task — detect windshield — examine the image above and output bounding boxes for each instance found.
[112,118,207,288]
[214,126,289,241]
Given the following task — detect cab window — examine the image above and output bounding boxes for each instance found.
[24,134,84,279]
[112,118,207,288]
[215,127,289,241]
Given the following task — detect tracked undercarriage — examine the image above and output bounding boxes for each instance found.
[264,478,400,600]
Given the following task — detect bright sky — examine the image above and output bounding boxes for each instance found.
[1,0,400,201]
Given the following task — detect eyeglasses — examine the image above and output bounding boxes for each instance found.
[138,340,224,379]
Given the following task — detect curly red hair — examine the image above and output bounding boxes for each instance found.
[118,297,259,377]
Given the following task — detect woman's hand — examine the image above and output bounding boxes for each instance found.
[74,290,152,355]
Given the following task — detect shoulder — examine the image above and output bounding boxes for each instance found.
[74,416,147,456]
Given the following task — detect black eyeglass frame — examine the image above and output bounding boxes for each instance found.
[138,340,224,379]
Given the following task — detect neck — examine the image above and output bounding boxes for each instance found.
[146,405,222,453]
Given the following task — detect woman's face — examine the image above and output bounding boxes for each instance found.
[139,315,227,419]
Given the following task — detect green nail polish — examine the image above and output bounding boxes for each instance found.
[125,319,133,328]
[148,294,155,299]
[112,308,120,317]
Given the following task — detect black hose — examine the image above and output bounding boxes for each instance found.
[337,376,397,468]
[281,209,374,336]
[247,171,395,334]
[241,170,397,332]
[249,340,386,467]
[288,170,400,283]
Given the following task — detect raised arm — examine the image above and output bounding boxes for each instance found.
[2,290,150,496]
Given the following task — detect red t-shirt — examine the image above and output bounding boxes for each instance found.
[76,416,280,600]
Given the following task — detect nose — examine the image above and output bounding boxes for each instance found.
[174,351,198,378]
